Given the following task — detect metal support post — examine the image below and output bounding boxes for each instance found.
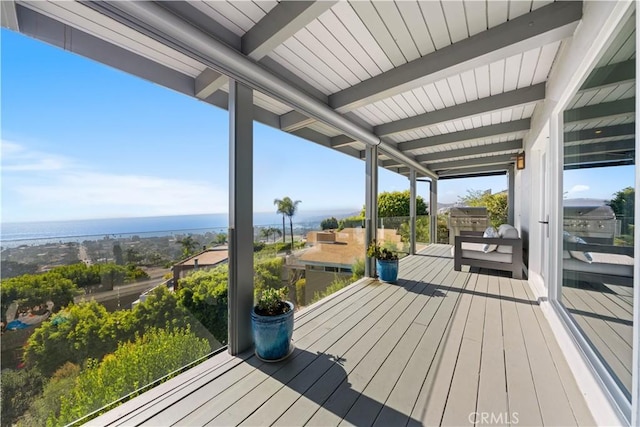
[430,179,438,244]
[228,80,254,355]
[365,145,378,277]
[409,169,417,255]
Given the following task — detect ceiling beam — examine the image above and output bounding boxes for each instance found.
[428,154,515,172]
[418,140,523,163]
[15,5,195,96]
[329,1,582,113]
[331,135,358,148]
[290,128,362,159]
[564,123,635,143]
[564,139,635,157]
[1,1,19,31]
[579,59,635,91]
[190,1,335,106]
[195,68,226,99]
[564,97,635,124]
[242,1,337,60]
[280,110,316,132]
[437,164,511,178]
[398,119,530,152]
[375,84,545,137]
[381,139,524,168]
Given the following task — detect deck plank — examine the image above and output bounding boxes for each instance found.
[439,271,488,426]
[172,281,408,426]
[371,273,467,427]
[271,249,454,426]
[498,275,543,427]
[337,267,466,426]
[409,272,479,427]
[521,282,597,426]
[237,251,452,427]
[475,273,509,426]
[510,279,579,426]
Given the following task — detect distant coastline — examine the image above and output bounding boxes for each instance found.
[1,210,359,244]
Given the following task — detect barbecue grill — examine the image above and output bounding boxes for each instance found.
[563,205,616,244]
[448,207,489,245]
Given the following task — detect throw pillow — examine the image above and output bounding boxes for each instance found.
[482,226,499,253]
[498,224,519,239]
[563,231,593,263]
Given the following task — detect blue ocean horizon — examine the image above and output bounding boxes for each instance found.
[1,210,359,244]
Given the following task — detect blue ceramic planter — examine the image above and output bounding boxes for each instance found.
[377,259,399,283]
[251,301,294,361]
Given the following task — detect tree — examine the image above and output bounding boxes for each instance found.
[0,368,45,427]
[274,197,301,247]
[18,363,80,427]
[274,198,288,245]
[459,189,508,228]
[269,227,282,243]
[320,217,339,230]
[177,235,199,259]
[609,187,634,235]
[359,190,427,218]
[125,248,142,264]
[112,244,124,265]
[178,266,229,345]
[1,273,79,322]
[24,301,119,376]
[214,233,227,245]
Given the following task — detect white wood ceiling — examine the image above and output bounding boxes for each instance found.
[9,0,628,177]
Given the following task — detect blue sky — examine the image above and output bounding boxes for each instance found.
[5,28,626,223]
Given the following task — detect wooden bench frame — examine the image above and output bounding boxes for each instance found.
[454,231,524,279]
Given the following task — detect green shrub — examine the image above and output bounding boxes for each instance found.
[295,278,306,307]
[0,368,45,427]
[54,328,210,426]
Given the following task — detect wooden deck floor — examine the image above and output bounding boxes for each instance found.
[92,245,595,426]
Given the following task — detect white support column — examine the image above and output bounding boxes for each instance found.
[365,145,378,278]
[228,80,254,355]
[409,169,417,255]
[508,165,515,225]
[430,178,438,244]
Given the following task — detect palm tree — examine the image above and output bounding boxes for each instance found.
[177,235,199,259]
[271,227,282,243]
[275,197,302,247]
[274,198,287,244]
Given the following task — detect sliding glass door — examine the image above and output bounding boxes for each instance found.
[558,9,636,418]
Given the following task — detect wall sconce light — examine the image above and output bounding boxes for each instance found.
[516,152,525,170]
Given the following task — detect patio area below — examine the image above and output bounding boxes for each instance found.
[91,245,595,426]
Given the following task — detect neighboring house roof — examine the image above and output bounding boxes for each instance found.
[173,248,228,268]
[298,228,402,268]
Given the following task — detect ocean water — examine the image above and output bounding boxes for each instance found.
[1,210,358,245]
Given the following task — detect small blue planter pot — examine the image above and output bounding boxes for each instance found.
[251,301,294,361]
[377,259,399,283]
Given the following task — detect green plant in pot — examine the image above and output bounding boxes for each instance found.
[367,239,399,283]
[251,287,294,361]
